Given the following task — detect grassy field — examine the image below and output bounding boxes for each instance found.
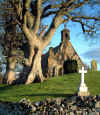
[0,71,100,102]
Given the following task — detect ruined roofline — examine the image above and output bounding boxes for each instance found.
[70,42,85,66]
[61,27,84,67]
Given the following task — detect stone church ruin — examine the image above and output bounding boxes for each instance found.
[42,27,84,77]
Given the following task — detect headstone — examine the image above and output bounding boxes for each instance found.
[78,67,89,96]
[91,60,97,72]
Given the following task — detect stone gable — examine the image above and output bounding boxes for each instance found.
[42,28,84,77]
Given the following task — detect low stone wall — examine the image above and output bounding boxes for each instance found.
[0,96,100,115]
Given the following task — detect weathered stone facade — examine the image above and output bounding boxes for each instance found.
[47,47,63,77]
[42,28,84,77]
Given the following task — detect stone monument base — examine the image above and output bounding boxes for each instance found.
[78,83,90,96]
[78,91,90,96]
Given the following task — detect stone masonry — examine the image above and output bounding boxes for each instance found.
[1,96,100,115]
[42,27,84,77]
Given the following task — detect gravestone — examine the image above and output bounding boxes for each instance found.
[91,59,97,72]
[78,67,89,96]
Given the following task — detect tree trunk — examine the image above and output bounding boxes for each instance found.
[6,56,16,84]
[25,50,44,84]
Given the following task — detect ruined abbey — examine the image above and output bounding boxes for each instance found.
[42,27,84,77]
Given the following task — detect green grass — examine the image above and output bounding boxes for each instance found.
[0,71,100,102]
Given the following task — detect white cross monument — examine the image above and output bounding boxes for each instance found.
[78,66,89,96]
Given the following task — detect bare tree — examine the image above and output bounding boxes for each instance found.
[1,0,100,84]
[0,0,25,84]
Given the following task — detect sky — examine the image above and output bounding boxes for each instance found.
[67,21,100,70]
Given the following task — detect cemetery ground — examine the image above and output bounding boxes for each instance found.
[0,71,100,102]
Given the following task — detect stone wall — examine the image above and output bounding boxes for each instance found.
[0,96,100,115]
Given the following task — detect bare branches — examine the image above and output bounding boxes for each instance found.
[14,1,22,21]
[22,13,34,41]
[33,0,41,34]
[39,25,48,37]
[41,0,89,20]
[41,0,75,18]
[71,15,100,33]
[41,0,94,47]
[43,14,63,47]
[71,16,100,21]
[61,0,88,15]
[65,0,75,8]
[42,4,58,18]
[3,0,100,45]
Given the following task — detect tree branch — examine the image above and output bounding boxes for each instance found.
[43,14,63,48]
[64,0,75,8]
[39,25,48,38]
[71,16,100,21]
[33,0,41,34]
[60,0,88,15]
[70,16,100,33]
[22,13,34,42]
[41,0,74,18]
[42,11,57,18]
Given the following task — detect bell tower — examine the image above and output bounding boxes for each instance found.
[61,24,70,42]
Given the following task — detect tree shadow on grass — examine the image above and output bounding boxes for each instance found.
[0,85,15,92]
[21,93,74,98]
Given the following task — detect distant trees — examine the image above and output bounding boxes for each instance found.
[0,0,100,84]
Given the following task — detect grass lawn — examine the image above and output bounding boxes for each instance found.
[0,71,100,102]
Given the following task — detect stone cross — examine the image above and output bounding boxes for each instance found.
[79,66,87,84]
[78,66,89,96]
